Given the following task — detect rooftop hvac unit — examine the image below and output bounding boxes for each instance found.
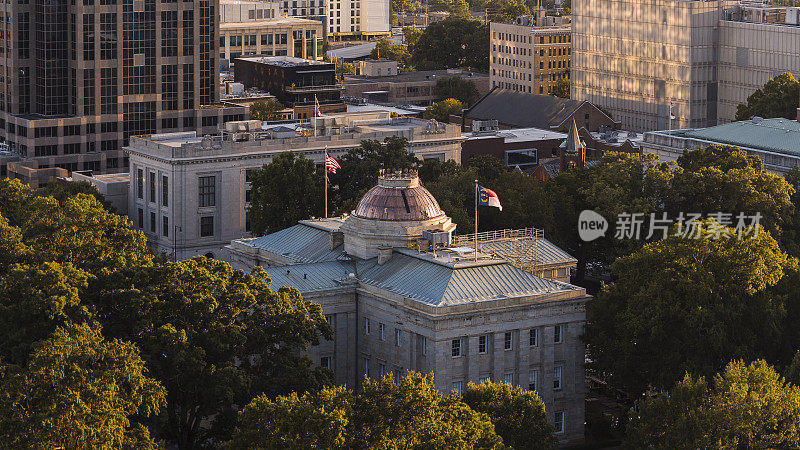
[226,82,245,95]
[225,120,262,133]
[472,120,499,133]
[422,229,452,247]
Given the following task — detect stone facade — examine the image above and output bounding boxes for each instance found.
[226,174,589,445]
[124,112,465,259]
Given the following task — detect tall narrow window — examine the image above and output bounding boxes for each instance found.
[451,339,461,357]
[200,216,214,237]
[529,369,538,391]
[554,411,565,434]
[137,169,143,198]
[149,172,155,203]
[554,325,563,344]
[554,365,563,390]
[530,329,539,347]
[504,332,513,350]
[162,176,169,206]
[478,335,487,354]
[198,176,215,207]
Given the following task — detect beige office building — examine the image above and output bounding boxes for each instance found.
[572,0,800,132]
[220,18,324,67]
[327,0,390,39]
[490,16,572,95]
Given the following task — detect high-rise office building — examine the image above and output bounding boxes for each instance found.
[0,0,246,177]
[572,0,800,133]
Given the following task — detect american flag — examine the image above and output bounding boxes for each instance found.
[325,155,341,174]
[315,95,322,117]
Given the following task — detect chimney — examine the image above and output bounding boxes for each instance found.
[377,246,393,265]
[330,230,344,250]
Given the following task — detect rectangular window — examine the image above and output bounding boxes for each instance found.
[137,208,144,228]
[198,176,215,207]
[162,176,168,206]
[379,323,385,341]
[554,411,565,434]
[451,338,461,357]
[451,381,462,394]
[554,365,562,390]
[478,335,487,353]
[136,169,143,199]
[320,356,332,370]
[162,215,169,237]
[421,336,427,356]
[364,318,370,335]
[529,368,538,391]
[150,212,156,233]
[504,332,512,350]
[530,329,538,347]
[503,373,513,385]
[364,357,369,376]
[395,329,402,347]
[378,362,386,376]
[200,216,214,237]
[554,325,563,344]
[149,172,156,203]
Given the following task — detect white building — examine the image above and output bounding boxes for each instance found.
[227,172,588,445]
[124,112,464,259]
[571,0,800,132]
[327,0,390,39]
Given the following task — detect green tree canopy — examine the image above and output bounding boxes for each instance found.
[486,0,530,21]
[97,258,333,448]
[249,98,285,122]
[435,76,481,105]
[248,152,324,235]
[736,72,800,121]
[552,77,570,99]
[0,323,166,449]
[461,380,556,450]
[227,372,505,449]
[370,39,411,68]
[411,18,489,71]
[429,0,470,18]
[625,360,800,449]
[586,220,795,393]
[423,98,466,122]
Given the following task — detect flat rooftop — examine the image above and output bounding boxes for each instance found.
[345,69,489,84]
[465,127,568,142]
[236,55,330,67]
[220,17,321,28]
[648,118,800,157]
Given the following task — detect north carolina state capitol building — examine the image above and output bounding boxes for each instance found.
[227,171,590,445]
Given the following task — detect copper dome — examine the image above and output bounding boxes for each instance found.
[354,174,445,221]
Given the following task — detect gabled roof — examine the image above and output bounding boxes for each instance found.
[263,251,580,307]
[560,118,586,152]
[464,88,589,129]
[244,223,343,264]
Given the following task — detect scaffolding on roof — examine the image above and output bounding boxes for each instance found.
[450,227,545,273]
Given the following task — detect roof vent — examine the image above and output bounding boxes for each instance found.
[752,116,764,124]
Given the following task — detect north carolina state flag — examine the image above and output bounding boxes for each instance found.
[478,185,502,211]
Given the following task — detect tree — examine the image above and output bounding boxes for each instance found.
[249,98,285,121]
[666,145,795,249]
[411,18,490,71]
[461,380,556,450]
[435,76,480,105]
[552,76,570,99]
[423,98,466,122]
[403,26,423,48]
[97,258,334,449]
[736,72,800,121]
[0,323,165,449]
[227,372,504,449]
[586,220,794,393]
[333,136,418,212]
[370,39,411,68]
[248,152,324,235]
[39,179,113,211]
[486,0,530,22]
[429,0,470,18]
[625,360,800,449]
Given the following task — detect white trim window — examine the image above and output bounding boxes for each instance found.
[395,329,403,346]
[529,328,539,347]
[554,411,565,434]
[364,318,370,335]
[554,324,563,344]
[504,332,513,350]
[478,335,487,353]
[529,368,538,391]
[379,323,385,341]
[451,338,462,357]
[503,372,514,385]
[554,364,563,390]
[451,380,463,394]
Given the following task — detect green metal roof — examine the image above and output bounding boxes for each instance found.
[681,118,800,157]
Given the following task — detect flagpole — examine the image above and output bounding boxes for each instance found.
[314,95,318,137]
[474,179,478,262]
[324,146,328,218]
